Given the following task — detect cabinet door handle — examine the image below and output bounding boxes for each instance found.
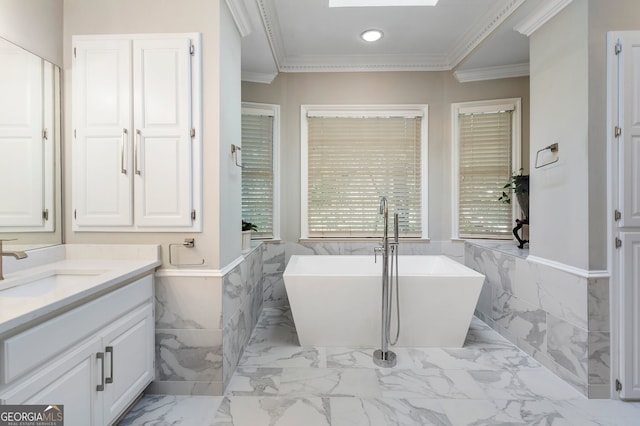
[96,352,105,391]
[105,346,114,384]
[121,129,128,175]
[135,129,141,175]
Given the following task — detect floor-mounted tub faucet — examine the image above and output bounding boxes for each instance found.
[0,239,28,280]
[373,196,400,368]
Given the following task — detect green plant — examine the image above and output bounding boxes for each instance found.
[242,220,257,232]
[498,168,527,205]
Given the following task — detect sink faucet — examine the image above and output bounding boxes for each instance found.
[0,239,28,280]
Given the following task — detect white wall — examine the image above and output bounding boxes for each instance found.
[242,72,530,244]
[63,0,242,270]
[529,0,589,270]
[0,0,63,66]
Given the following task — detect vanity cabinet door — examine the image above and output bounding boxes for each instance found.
[72,39,133,227]
[0,336,103,426]
[101,303,154,425]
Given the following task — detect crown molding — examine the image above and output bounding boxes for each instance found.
[224,0,252,37]
[242,70,279,84]
[514,0,574,37]
[454,63,529,82]
[280,53,450,73]
[447,0,526,68]
[257,0,285,70]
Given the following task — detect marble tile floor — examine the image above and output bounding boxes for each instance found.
[119,307,640,425]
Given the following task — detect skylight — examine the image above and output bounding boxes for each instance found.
[329,0,439,7]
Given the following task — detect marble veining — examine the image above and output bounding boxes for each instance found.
[122,307,640,425]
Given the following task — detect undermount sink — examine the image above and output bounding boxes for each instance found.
[0,269,107,296]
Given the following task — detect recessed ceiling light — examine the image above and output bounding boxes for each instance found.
[330,0,439,7]
[361,29,383,42]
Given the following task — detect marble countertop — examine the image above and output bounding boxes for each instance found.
[0,244,161,336]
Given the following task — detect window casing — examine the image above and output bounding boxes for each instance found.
[451,98,521,239]
[301,105,428,239]
[241,102,280,239]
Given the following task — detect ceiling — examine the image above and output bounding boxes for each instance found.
[240,0,544,84]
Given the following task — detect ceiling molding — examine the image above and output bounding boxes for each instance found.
[224,0,253,37]
[279,54,451,73]
[447,0,526,68]
[453,63,529,83]
[513,0,574,37]
[257,0,285,69]
[241,70,279,84]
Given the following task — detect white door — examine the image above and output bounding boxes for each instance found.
[0,39,45,227]
[611,32,640,400]
[133,38,193,227]
[73,39,133,227]
[101,304,154,425]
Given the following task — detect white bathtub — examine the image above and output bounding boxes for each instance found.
[283,255,485,347]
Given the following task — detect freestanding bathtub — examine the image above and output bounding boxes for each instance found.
[283,255,485,347]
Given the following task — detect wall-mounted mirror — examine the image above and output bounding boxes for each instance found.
[0,37,62,250]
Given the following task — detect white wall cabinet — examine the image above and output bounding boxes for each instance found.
[72,33,202,232]
[0,275,155,425]
[0,38,55,232]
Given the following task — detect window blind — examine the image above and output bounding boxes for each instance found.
[458,110,513,238]
[241,113,274,238]
[307,116,422,237]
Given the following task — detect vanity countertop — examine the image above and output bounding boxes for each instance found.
[0,244,161,336]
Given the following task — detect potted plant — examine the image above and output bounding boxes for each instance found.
[498,169,529,248]
[241,220,257,252]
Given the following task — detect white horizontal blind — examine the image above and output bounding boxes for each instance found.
[241,113,274,238]
[307,116,422,237]
[458,110,513,238]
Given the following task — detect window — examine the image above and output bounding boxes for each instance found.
[301,105,428,239]
[452,98,521,239]
[241,102,280,239]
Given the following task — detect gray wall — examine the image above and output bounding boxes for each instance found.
[529,0,640,271]
[0,0,63,66]
[242,71,530,245]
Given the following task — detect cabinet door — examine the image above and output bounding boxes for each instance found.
[73,39,133,227]
[0,337,102,426]
[0,39,45,227]
[133,38,193,227]
[101,303,154,425]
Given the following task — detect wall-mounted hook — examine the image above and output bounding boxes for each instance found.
[231,144,243,168]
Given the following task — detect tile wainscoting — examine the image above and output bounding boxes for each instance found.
[464,240,610,398]
[149,244,265,395]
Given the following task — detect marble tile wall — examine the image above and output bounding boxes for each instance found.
[151,275,224,395]
[150,244,265,396]
[222,244,265,387]
[464,241,610,398]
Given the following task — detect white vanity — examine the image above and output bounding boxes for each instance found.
[0,244,160,426]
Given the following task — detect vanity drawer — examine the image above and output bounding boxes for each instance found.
[1,274,153,385]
